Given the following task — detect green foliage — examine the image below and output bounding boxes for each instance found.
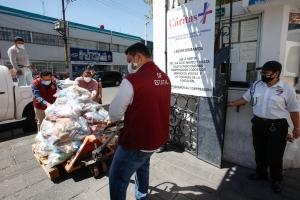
[143,0,153,19]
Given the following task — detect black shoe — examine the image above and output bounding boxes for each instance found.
[156,147,167,153]
[273,181,283,193]
[247,173,268,180]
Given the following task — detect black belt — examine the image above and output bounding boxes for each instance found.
[18,65,29,68]
[254,115,286,122]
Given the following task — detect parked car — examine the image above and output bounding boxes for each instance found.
[0,65,73,131]
[94,71,123,86]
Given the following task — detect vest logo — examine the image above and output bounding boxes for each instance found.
[169,2,212,28]
[154,80,169,86]
[157,73,162,78]
[51,85,56,90]
[154,80,160,85]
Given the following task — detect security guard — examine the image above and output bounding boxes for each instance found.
[228,61,300,193]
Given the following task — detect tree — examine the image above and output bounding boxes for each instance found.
[143,0,153,19]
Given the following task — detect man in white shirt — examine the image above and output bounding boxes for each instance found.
[228,61,300,193]
[7,36,34,86]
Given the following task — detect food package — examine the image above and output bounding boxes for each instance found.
[40,118,57,138]
[34,142,53,157]
[45,101,82,120]
[81,102,101,113]
[89,122,107,133]
[98,109,109,119]
[83,112,106,123]
[52,141,82,154]
[54,85,92,101]
[47,152,72,169]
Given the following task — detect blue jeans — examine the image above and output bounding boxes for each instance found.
[109,145,154,200]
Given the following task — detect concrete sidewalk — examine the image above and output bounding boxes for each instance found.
[0,132,299,200]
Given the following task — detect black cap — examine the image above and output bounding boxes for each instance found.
[256,61,282,72]
[86,65,94,70]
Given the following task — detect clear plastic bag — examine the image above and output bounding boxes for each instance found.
[47,152,72,168]
[83,112,106,123]
[52,140,82,154]
[89,122,106,133]
[45,101,82,120]
[40,118,57,138]
[54,85,92,101]
[81,102,101,113]
[35,142,53,157]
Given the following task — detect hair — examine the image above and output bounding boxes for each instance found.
[40,70,52,77]
[125,43,151,58]
[83,69,91,74]
[14,36,24,43]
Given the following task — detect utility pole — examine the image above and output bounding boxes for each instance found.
[40,0,45,15]
[145,22,150,46]
[62,0,69,70]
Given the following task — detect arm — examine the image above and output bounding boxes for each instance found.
[7,48,20,71]
[227,98,248,107]
[31,84,49,107]
[290,112,300,139]
[98,82,102,98]
[109,79,133,122]
[55,79,66,90]
[91,81,98,100]
[73,77,80,86]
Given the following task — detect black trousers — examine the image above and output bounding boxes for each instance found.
[251,116,288,181]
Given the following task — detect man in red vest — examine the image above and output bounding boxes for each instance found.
[108,43,171,200]
[31,70,66,131]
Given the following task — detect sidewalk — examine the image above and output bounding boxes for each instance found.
[0,132,299,200]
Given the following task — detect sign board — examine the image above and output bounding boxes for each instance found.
[167,0,215,97]
[215,7,225,18]
[70,48,112,65]
[249,0,271,6]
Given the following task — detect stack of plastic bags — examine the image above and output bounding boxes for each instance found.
[34,85,110,169]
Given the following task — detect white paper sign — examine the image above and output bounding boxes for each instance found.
[167,0,215,97]
[239,42,257,63]
[223,22,239,44]
[230,44,240,63]
[240,19,258,42]
[231,63,247,82]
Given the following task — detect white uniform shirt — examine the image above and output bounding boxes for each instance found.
[7,45,30,71]
[243,80,300,119]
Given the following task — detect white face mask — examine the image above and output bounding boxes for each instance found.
[127,63,138,74]
[84,77,92,82]
[42,80,51,85]
[17,44,25,49]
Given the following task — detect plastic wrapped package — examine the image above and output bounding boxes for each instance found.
[47,152,72,168]
[40,119,57,138]
[35,131,46,143]
[55,118,81,134]
[81,102,101,113]
[83,112,106,123]
[52,141,82,154]
[35,142,53,157]
[47,135,60,145]
[45,101,82,120]
[54,85,92,100]
[89,122,106,133]
[98,109,109,119]
[54,96,69,106]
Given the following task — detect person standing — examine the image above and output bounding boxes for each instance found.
[87,65,103,104]
[108,43,171,200]
[73,70,98,101]
[31,70,66,131]
[7,36,34,86]
[228,61,300,193]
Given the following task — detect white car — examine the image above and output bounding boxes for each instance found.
[0,65,73,131]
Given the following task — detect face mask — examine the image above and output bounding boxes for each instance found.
[84,77,92,82]
[127,63,138,74]
[261,73,275,83]
[42,80,51,85]
[17,44,25,49]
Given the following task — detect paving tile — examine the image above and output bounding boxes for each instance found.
[173,193,193,200]
[241,184,282,200]
[0,157,15,170]
[0,144,32,161]
[209,173,243,193]
[0,142,12,152]
[10,137,36,148]
[0,175,28,199]
[149,177,178,200]
[152,160,170,172]
[283,169,300,181]
[152,152,167,160]
[14,151,35,164]
[219,188,253,200]
[0,159,40,182]
[72,190,100,200]
[148,194,164,200]
[22,167,48,185]
[150,157,160,167]
[280,185,300,200]
[184,164,212,180]
[6,178,54,200]
[88,176,109,192]
[283,176,300,191]
[162,155,188,169]
[178,154,207,168]
[96,184,110,200]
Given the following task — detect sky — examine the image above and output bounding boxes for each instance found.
[0,0,153,41]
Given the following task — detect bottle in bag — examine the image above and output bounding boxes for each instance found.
[285,139,298,160]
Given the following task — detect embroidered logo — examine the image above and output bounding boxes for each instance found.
[157,73,162,78]
[276,89,283,95]
[51,85,56,90]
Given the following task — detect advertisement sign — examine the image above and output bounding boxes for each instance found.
[249,0,271,6]
[70,48,113,65]
[167,0,215,97]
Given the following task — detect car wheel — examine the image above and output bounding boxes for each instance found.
[24,109,37,132]
[115,80,120,86]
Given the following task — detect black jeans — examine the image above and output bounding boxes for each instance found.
[251,116,288,181]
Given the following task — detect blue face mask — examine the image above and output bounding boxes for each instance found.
[42,80,51,85]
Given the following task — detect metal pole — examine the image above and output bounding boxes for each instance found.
[62,0,69,70]
[145,22,150,46]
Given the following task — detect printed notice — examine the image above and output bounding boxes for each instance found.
[239,42,257,63]
[230,44,240,63]
[240,19,258,42]
[231,63,247,82]
[223,22,239,44]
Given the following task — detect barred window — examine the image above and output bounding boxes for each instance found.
[119,45,128,53]
[0,27,31,43]
[99,42,110,51]
[32,32,64,46]
[70,38,98,50]
[110,44,118,52]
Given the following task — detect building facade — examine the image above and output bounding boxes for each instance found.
[0,5,153,79]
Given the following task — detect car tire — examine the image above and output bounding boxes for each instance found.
[115,80,120,86]
[24,108,37,132]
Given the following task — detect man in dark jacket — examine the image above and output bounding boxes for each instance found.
[108,43,171,200]
[31,70,66,131]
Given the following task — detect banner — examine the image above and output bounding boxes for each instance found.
[167,0,215,97]
[70,48,112,65]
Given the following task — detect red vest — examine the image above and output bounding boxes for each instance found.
[32,77,57,110]
[118,61,171,150]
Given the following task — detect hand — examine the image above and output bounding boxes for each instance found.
[227,102,235,107]
[30,65,35,72]
[46,103,52,107]
[292,128,300,139]
[17,70,23,76]
[92,96,97,101]
[98,94,102,99]
[108,121,120,126]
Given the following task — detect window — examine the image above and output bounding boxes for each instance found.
[0,27,31,43]
[32,32,64,46]
[99,42,110,51]
[69,38,98,50]
[119,45,128,53]
[110,44,118,52]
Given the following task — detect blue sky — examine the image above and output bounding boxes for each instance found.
[0,0,153,41]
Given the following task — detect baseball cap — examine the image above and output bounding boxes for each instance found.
[256,61,282,72]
